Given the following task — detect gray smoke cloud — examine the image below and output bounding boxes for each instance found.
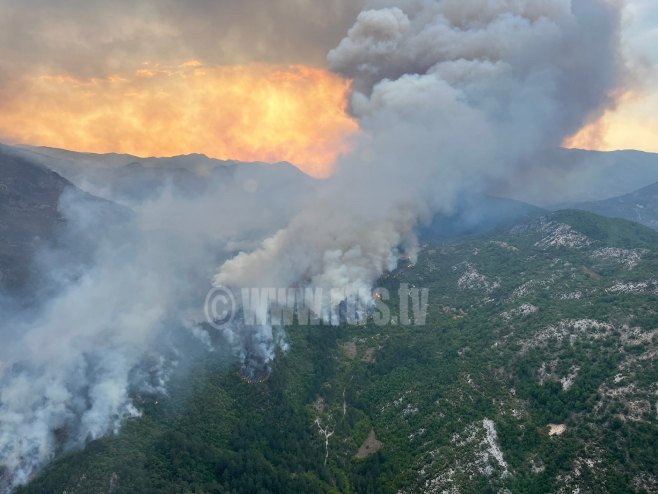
[0,0,364,90]
[0,161,309,490]
[215,0,625,295]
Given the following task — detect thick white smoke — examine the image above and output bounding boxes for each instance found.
[216,0,624,295]
[0,166,306,490]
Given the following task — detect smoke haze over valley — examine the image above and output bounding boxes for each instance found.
[2,1,658,493]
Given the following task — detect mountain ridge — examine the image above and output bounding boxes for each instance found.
[573,181,658,231]
[0,146,129,296]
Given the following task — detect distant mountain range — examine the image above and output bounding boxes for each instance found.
[4,142,658,294]
[10,145,313,205]
[496,147,658,206]
[573,181,658,231]
[0,143,317,296]
[9,144,658,206]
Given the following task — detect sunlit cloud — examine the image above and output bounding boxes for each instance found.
[563,1,658,154]
[564,88,658,153]
[0,63,359,177]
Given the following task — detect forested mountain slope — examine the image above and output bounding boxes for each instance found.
[18,210,658,493]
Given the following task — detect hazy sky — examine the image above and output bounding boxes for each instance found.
[566,0,658,152]
[0,0,656,170]
[626,0,658,62]
[0,0,364,75]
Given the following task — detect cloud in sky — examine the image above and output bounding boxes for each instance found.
[0,63,358,177]
[0,0,656,160]
[0,0,365,174]
[625,0,658,62]
[0,0,365,79]
[565,0,658,152]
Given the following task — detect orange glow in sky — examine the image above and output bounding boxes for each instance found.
[564,89,658,153]
[0,63,359,177]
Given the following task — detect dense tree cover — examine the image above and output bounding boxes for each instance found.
[18,211,658,493]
